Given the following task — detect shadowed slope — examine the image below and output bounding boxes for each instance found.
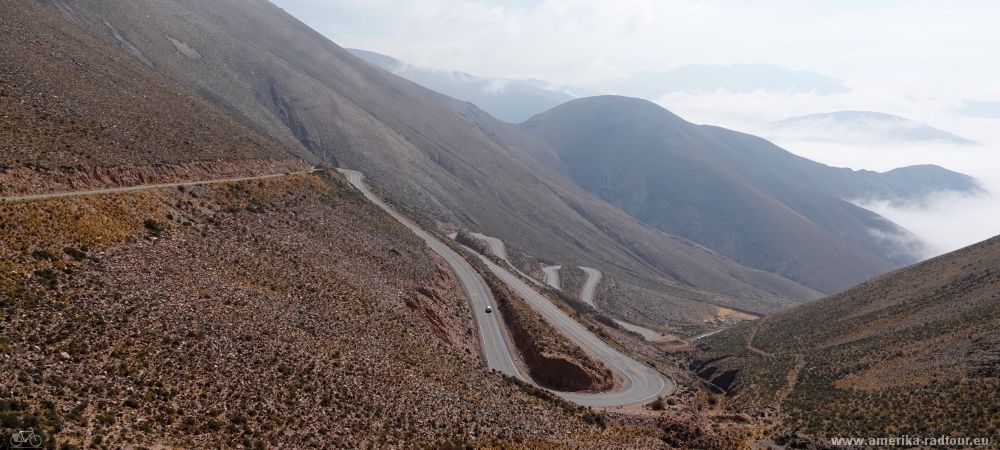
[520,96,979,292]
[41,0,821,316]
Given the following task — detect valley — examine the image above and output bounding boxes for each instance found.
[4,0,998,448]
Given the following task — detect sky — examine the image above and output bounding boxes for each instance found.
[272,0,1000,91]
[272,0,1000,257]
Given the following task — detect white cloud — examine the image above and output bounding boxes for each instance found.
[858,188,1000,259]
[650,86,1000,259]
[270,0,1000,258]
[775,132,1000,259]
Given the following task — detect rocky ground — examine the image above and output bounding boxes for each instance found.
[692,236,1000,444]
[0,169,678,448]
[594,277,731,337]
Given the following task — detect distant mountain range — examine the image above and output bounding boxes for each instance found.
[42,0,981,314]
[772,110,976,145]
[13,0,999,446]
[519,97,981,293]
[597,64,849,99]
[50,0,836,319]
[348,48,584,123]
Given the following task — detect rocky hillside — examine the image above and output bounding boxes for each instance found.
[692,235,1000,443]
[35,0,827,325]
[0,1,300,170]
[0,3,669,447]
[1,171,660,448]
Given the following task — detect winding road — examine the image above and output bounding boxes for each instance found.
[579,267,665,342]
[341,169,672,406]
[0,168,320,202]
[339,170,520,377]
[471,232,544,286]
[578,267,603,308]
[7,167,672,407]
[542,265,562,290]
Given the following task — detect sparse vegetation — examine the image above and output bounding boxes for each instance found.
[0,173,663,448]
[63,246,87,260]
[694,236,1000,441]
[142,218,164,235]
[31,248,58,262]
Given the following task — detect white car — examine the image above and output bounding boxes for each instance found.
[485,306,493,313]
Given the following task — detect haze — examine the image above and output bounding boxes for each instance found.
[274,0,1000,257]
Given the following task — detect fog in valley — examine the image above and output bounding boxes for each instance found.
[276,0,1000,260]
[660,88,1000,259]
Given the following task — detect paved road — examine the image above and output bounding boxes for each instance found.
[339,170,521,377]
[579,267,665,342]
[343,170,672,406]
[472,254,672,406]
[578,267,603,307]
[0,168,320,202]
[542,265,562,290]
[8,167,673,406]
[471,232,544,286]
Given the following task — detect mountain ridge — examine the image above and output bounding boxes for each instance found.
[348,47,576,123]
[693,234,1000,441]
[39,0,823,321]
[773,110,976,145]
[518,96,979,293]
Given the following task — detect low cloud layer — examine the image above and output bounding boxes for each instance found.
[858,188,1000,258]
[830,140,1000,259]
[273,0,1000,259]
[655,88,1000,260]
[774,126,1000,260]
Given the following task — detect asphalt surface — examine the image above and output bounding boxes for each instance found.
[471,232,544,286]
[339,170,521,377]
[7,166,673,406]
[473,254,672,406]
[342,169,672,406]
[0,169,320,202]
[542,265,562,290]
[578,267,603,307]
[579,267,665,342]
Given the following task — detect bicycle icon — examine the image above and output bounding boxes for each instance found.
[10,428,43,448]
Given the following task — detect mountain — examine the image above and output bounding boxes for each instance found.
[599,64,848,99]
[0,2,298,171]
[959,99,1000,119]
[348,48,575,123]
[773,110,977,145]
[38,0,824,322]
[693,235,1000,442]
[519,96,981,293]
[3,2,649,447]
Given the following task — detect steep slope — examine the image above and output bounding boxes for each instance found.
[348,48,574,123]
[521,96,979,293]
[0,0,300,175]
[773,110,976,145]
[40,0,822,318]
[693,235,1000,442]
[0,3,668,447]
